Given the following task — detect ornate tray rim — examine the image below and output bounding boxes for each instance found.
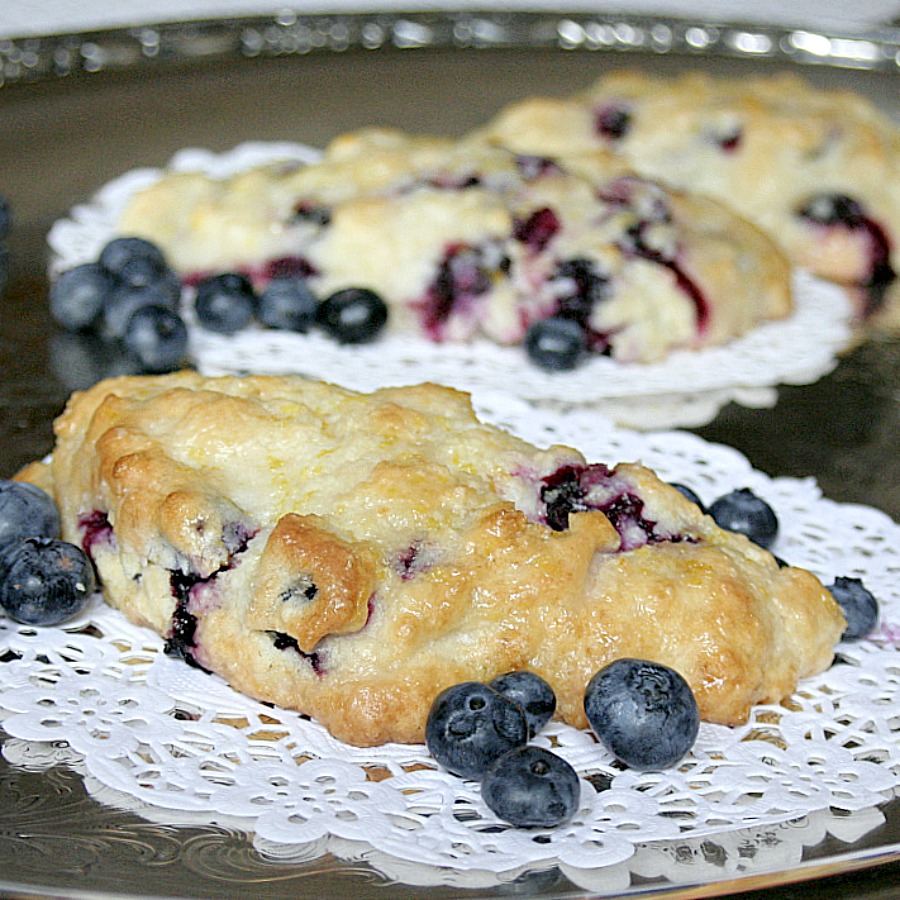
[1,10,899,88]
[1,24,898,900]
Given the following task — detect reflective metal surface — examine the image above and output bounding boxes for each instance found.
[0,30,897,898]
[2,10,899,88]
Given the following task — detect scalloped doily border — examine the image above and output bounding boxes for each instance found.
[46,141,854,430]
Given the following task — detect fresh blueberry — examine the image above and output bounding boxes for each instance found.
[49,331,142,391]
[194,272,257,334]
[524,317,587,371]
[708,488,778,550]
[0,194,11,240]
[316,287,388,344]
[115,253,172,291]
[584,658,700,771]
[257,276,318,332]
[482,745,580,828]
[102,270,182,339]
[0,481,61,548]
[0,537,95,626]
[98,236,167,281]
[123,304,188,372]
[489,671,556,739]
[827,576,879,641]
[50,263,114,332]
[425,681,529,780]
[669,482,706,512]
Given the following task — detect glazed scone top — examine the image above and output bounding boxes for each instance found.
[118,130,530,275]
[26,372,845,746]
[480,70,900,324]
[116,128,790,362]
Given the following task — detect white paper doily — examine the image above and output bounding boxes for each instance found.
[0,397,897,891]
[46,141,854,430]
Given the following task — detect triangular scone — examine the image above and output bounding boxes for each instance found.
[20,372,844,746]
[116,129,791,363]
[478,70,900,330]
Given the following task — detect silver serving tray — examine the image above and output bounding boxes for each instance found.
[1,10,899,87]
[0,12,898,899]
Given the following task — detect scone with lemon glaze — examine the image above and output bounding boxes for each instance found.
[19,371,845,746]
[116,128,791,363]
[480,70,900,328]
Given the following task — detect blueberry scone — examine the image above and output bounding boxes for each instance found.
[117,128,790,363]
[479,70,900,329]
[19,371,845,746]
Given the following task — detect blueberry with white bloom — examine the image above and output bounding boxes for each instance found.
[123,304,188,372]
[828,576,879,641]
[316,287,388,344]
[102,269,182,339]
[482,745,580,828]
[0,537,95,626]
[258,276,318,332]
[584,658,699,771]
[524,317,587,371]
[0,480,61,548]
[98,236,168,282]
[49,331,142,392]
[49,262,113,331]
[194,272,257,334]
[426,681,528,780]
[489,671,556,739]
[708,487,778,549]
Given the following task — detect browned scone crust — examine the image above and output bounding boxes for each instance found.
[20,372,845,746]
[479,70,900,329]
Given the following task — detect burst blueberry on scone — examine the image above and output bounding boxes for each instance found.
[19,371,845,746]
[479,70,900,329]
[115,128,791,363]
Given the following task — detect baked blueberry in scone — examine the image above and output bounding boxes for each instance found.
[479,70,900,330]
[17,372,845,746]
[115,128,791,363]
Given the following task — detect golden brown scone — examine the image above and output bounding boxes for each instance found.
[20,372,845,746]
[479,70,900,330]
[115,128,790,363]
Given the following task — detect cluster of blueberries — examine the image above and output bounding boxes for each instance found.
[50,237,189,373]
[426,662,699,829]
[49,236,390,374]
[0,480,95,626]
[425,484,880,828]
[48,234,607,374]
[0,467,881,830]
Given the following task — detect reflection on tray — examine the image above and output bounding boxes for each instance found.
[0,734,891,896]
[1,11,899,89]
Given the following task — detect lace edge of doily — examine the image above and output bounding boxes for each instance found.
[44,140,855,430]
